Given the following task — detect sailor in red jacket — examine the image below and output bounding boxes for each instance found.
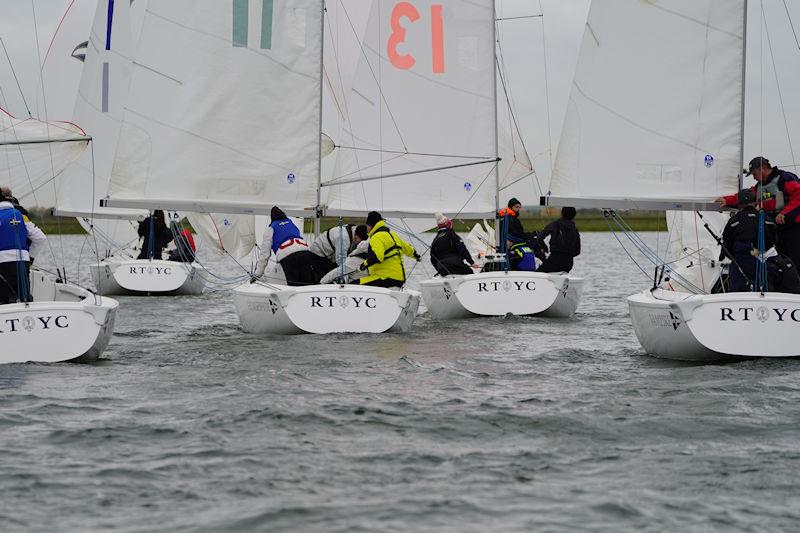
[716,156,800,266]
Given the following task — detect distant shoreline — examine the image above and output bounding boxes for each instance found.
[29,210,669,235]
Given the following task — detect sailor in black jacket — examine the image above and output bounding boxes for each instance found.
[430,213,477,276]
[536,207,581,273]
[721,190,776,291]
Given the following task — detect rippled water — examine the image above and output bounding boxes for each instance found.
[2,233,799,532]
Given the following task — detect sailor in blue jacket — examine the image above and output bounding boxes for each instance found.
[0,200,47,304]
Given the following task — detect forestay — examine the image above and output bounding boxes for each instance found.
[549,0,744,207]
[107,0,324,213]
[321,0,498,218]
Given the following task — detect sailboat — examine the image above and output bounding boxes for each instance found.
[0,109,118,364]
[49,0,207,296]
[419,7,583,321]
[541,0,800,360]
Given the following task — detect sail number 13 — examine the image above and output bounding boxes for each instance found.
[388,2,445,74]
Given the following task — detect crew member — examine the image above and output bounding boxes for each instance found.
[137,210,173,260]
[537,207,581,273]
[0,186,30,219]
[430,212,478,276]
[767,252,800,294]
[508,234,537,271]
[0,199,46,304]
[319,225,370,284]
[253,206,318,286]
[309,222,358,273]
[720,189,776,292]
[716,156,800,266]
[167,226,197,262]
[358,211,420,288]
[497,197,530,242]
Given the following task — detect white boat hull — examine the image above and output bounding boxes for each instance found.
[628,289,800,361]
[89,259,205,296]
[1,270,118,364]
[420,271,583,319]
[232,283,420,335]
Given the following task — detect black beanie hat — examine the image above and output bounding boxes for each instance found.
[562,207,576,220]
[270,206,287,221]
[354,224,368,240]
[507,197,521,209]
[366,211,382,226]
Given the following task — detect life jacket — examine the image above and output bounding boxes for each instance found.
[362,220,412,282]
[326,224,354,253]
[497,207,518,218]
[510,242,536,271]
[180,229,197,252]
[0,207,28,253]
[270,218,303,253]
[757,178,785,212]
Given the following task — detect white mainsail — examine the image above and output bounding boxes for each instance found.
[107,0,324,214]
[549,0,744,207]
[322,0,498,218]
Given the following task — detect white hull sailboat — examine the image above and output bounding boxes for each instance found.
[89,258,205,296]
[0,269,118,364]
[420,271,582,319]
[233,284,420,335]
[542,0,800,361]
[629,289,800,361]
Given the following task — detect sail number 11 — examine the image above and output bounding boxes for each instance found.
[388,2,445,74]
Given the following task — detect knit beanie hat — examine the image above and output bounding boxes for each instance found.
[270,206,287,221]
[507,197,521,209]
[366,211,382,226]
[435,212,452,229]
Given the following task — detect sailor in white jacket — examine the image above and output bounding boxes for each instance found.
[319,225,370,284]
[253,207,317,286]
[0,200,47,303]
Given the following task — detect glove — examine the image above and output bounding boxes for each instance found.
[413,252,421,261]
[359,262,368,271]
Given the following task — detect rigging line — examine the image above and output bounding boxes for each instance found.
[496,15,543,22]
[782,0,800,49]
[31,0,67,274]
[538,0,554,180]
[0,38,31,117]
[321,158,499,187]
[339,3,407,152]
[762,4,797,168]
[332,145,496,160]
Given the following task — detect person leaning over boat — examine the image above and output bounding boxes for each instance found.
[253,206,318,286]
[430,212,478,276]
[536,207,581,273]
[357,211,420,288]
[720,189,776,292]
[309,222,358,274]
[137,210,173,260]
[319,225,370,284]
[507,234,537,271]
[766,252,800,293]
[167,225,197,262]
[716,156,800,267]
[0,199,46,304]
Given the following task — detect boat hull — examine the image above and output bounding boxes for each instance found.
[2,270,118,364]
[420,271,583,319]
[232,283,420,335]
[89,259,204,296]
[628,289,800,361]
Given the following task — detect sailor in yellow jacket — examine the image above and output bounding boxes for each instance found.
[358,211,420,288]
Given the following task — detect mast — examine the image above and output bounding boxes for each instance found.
[492,0,500,243]
[739,0,748,191]
[314,0,325,238]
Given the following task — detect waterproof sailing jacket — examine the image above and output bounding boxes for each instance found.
[310,224,354,264]
[721,206,776,260]
[320,239,370,284]
[137,216,173,260]
[430,228,474,276]
[359,220,417,284]
[767,253,800,293]
[509,242,536,271]
[723,167,800,221]
[537,218,581,257]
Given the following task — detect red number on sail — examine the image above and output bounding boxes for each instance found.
[387,2,421,70]
[387,3,445,74]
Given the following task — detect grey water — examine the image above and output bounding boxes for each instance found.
[2,233,799,532]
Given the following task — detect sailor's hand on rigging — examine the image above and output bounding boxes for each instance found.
[413,252,421,261]
[715,197,727,208]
